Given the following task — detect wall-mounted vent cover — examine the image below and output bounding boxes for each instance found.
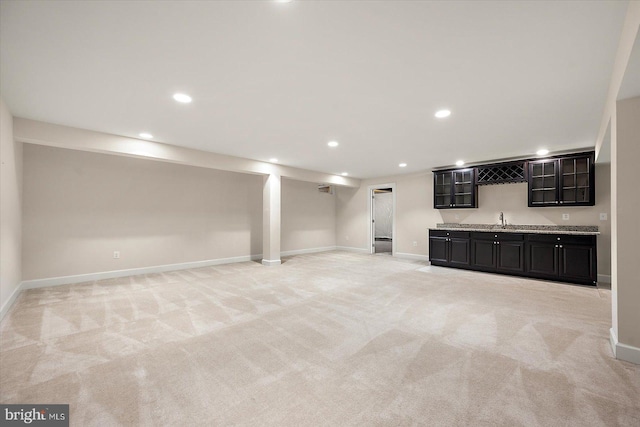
[477,162,526,185]
[318,185,334,194]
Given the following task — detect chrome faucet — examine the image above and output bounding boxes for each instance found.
[499,212,506,228]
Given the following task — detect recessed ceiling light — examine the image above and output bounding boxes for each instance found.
[269,158,278,163]
[399,163,407,168]
[456,160,465,166]
[327,141,339,147]
[139,132,153,139]
[435,109,451,118]
[341,172,349,176]
[537,149,550,156]
[173,93,192,103]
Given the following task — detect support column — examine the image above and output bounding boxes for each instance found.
[262,174,281,266]
[611,96,640,364]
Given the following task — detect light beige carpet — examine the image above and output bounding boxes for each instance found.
[1,251,638,426]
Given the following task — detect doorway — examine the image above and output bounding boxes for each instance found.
[369,184,396,255]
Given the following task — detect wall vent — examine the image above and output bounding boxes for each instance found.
[318,185,334,194]
[476,162,526,185]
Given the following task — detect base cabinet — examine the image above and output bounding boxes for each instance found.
[471,232,525,273]
[429,229,597,286]
[429,230,470,268]
[527,242,558,276]
[525,234,597,285]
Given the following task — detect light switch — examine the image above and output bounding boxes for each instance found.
[562,213,570,221]
[600,213,607,221]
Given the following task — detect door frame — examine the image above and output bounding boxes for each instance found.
[368,183,396,255]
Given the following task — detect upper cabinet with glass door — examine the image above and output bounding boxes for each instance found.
[527,152,595,207]
[433,168,477,209]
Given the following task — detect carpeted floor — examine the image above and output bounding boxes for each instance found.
[1,251,639,426]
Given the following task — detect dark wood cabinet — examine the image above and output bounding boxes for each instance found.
[430,229,597,286]
[527,242,558,277]
[428,230,470,267]
[528,152,595,207]
[525,234,597,284]
[433,168,477,209]
[470,232,525,273]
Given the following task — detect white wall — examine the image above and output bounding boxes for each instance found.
[336,165,611,275]
[0,99,22,315]
[22,144,263,280]
[22,144,341,281]
[281,178,336,252]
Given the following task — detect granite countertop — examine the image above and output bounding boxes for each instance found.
[432,223,599,235]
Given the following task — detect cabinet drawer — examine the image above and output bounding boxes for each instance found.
[430,230,470,239]
[527,234,595,245]
[471,232,524,241]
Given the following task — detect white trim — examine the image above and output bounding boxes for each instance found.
[0,283,23,322]
[368,183,397,256]
[394,252,429,262]
[610,328,617,357]
[597,274,611,284]
[261,259,282,266]
[610,328,640,365]
[20,254,263,290]
[280,246,336,257]
[335,246,370,254]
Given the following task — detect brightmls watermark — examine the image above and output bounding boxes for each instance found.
[1,405,68,426]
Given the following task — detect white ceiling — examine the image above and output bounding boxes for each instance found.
[0,1,629,179]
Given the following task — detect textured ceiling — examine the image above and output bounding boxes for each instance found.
[0,1,629,178]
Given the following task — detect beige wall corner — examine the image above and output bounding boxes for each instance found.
[281,178,336,253]
[0,99,23,319]
[611,95,640,363]
[336,172,440,257]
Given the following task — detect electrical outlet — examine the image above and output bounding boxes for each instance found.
[345,235,349,241]
[600,213,607,221]
[413,241,418,247]
[113,251,120,259]
[562,213,570,221]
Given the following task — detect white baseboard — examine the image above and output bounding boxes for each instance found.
[335,246,370,254]
[598,274,611,284]
[394,252,429,262]
[280,246,337,257]
[0,282,23,322]
[20,254,263,290]
[261,259,282,266]
[610,328,640,365]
